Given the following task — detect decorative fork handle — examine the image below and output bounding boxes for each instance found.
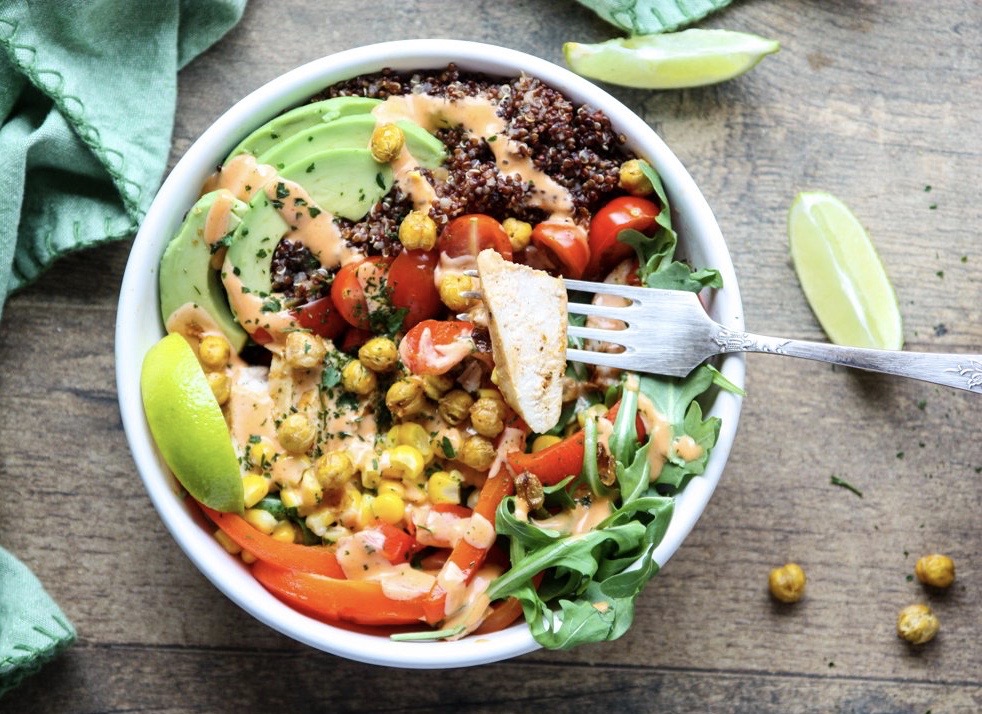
[712,327,982,393]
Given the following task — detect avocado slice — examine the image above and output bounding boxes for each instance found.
[280,148,393,221]
[228,96,381,160]
[159,190,249,352]
[225,149,394,297]
[257,115,447,170]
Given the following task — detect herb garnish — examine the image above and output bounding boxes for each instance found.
[830,475,863,498]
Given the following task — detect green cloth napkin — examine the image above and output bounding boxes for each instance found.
[0,547,76,697]
[0,0,247,695]
[0,0,248,317]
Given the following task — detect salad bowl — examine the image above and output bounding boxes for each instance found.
[115,39,745,668]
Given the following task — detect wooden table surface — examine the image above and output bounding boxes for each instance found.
[3,1,980,711]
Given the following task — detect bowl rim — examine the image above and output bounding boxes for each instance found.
[115,38,745,669]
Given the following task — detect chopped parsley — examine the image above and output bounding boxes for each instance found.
[830,475,863,498]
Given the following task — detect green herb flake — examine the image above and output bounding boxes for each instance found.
[830,475,863,498]
[275,182,290,199]
[309,206,322,219]
[917,400,927,410]
[441,436,456,458]
[375,173,385,190]
[306,163,316,173]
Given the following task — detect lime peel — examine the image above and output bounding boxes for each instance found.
[563,29,780,89]
[141,333,244,513]
[788,191,904,351]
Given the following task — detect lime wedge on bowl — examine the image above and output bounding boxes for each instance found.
[140,333,243,513]
[563,29,780,89]
[788,191,904,350]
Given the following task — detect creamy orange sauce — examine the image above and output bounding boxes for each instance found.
[637,393,672,479]
[336,530,436,602]
[409,505,471,549]
[672,434,704,462]
[534,496,613,535]
[203,153,278,202]
[442,564,504,636]
[220,262,296,347]
[462,513,496,549]
[165,303,227,345]
[264,179,360,270]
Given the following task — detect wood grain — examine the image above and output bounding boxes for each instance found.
[2,0,980,711]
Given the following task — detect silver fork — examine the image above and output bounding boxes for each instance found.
[562,279,982,393]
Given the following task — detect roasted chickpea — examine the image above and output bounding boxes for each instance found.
[277,413,316,454]
[369,123,405,163]
[206,370,231,405]
[438,274,475,312]
[768,563,806,603]
[915,553,955,588]
[438,389,474,425]
[398,210,437,251]
[422,374,455,400]
[469,397,505,438]
[386,377,427,420]
[314,451,355,492]
[284,331,327,369]
[618,158,654,196]
[897,603,940,645]
[341,359,377,395]
[198,335,230,371]
[458,435,496,471]
[358,336,399,373]
[502,217,532,251]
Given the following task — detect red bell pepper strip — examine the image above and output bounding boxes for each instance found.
[252,560,426,626]
[505,403,646,485]
[372,520,417,564]
[199,503,344,578]
[422,427,525,625]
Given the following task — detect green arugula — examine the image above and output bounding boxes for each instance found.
[574,0,734,36]
[487,364,738,648]
[618,161,722,292]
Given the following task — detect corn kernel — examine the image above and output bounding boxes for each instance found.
[427,470,462,505]
[502,217,532,251]
[398,210,437,251]
[394,422,435,464]
[198,335,230,370]
[370,123,405,163]
[214,529,241,555]
[248,439,277,472]
[361,453,383,490]
[242,507,277,534]
[532,434,563,452]
[270,521,297,543]
[280,486,303,509]
[299,468,323,507]
[240,550,258,565]
[383,445,426,485]
[305,507,339,537]
[372,491,406,525]
[241,474,270,508]
[378,479,406,498]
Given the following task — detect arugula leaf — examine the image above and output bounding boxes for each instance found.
[574,0,734,36]
[617,161,723,291]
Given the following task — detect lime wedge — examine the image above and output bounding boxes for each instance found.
[141,333,244,513]
[563,29,780,89]
[788,191,904,350]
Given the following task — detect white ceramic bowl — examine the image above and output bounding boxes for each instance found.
[116,39,745,668]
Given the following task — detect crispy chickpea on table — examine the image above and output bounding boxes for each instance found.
[914,554,956,588]
[768,563,806,603]
[897,603,940,645]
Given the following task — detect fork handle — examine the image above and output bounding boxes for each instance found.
[716,329,982,393]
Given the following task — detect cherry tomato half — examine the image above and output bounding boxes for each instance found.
[330,258,384,330]
[398,319,475,375]
[586,196,660,278]
[530,222,590,279]
[438,214,513,261]
[290,295,347,339]
[387,249,441,329]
